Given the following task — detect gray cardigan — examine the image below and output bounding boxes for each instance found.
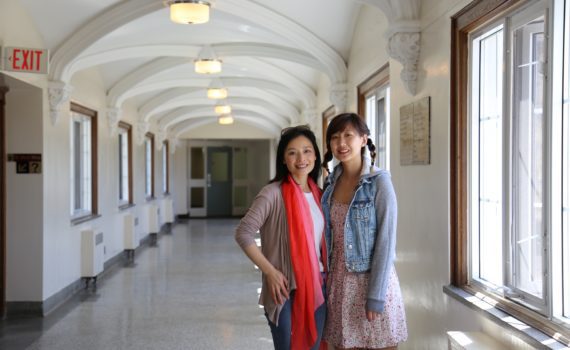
[234,181,296,324]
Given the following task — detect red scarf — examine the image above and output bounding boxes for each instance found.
[282,175,325,350]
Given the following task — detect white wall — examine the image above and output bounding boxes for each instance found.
[5,76,44,301]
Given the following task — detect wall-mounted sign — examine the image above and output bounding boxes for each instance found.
[1,47,49,74]
[400,96,430,166]
[7,154,42,174]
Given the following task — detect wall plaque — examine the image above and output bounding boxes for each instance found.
[400,96,430,165]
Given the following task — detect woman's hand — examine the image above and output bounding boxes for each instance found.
[366,310,379,322]
[267,268,289,305]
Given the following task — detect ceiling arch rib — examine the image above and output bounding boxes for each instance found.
[172,116,281,139]
[49,0,346,86]
[158,107,286,131]
[120,80,300,123]
[148,99,292,127]
[113,77,307,112]
[107,57,314,109]
[139,89,299,124]
[65,43,330,85]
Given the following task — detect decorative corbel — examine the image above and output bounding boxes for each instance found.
[156,130,166,150]
[168,136,178,154]
[48,81,73,126]
[107,107,120,136]
[387,31,421,95]
[136,120,149,145]
[329,83,347,114]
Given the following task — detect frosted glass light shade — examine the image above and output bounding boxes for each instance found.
[207,88,227,99]
[214,105,231,114]
[218,115,234,125]
[169,1,210,24]
[195,59,222,74]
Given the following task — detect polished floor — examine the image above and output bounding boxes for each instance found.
[0,219,273,350]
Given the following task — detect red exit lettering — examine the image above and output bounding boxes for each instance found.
[10,49,45,72]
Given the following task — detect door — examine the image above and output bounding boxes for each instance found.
[207,147,232,217]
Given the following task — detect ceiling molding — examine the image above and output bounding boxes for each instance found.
[172,115,280,138]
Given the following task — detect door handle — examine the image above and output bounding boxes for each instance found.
[207,173,211,187]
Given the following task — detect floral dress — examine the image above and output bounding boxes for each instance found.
[323,199,408,349]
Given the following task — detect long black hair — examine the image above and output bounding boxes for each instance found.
[322,113,376,170]
[270,125,322,184]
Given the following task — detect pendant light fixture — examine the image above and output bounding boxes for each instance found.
[218,114,234,125]
[167,1,211,24]
[207,79,227,99]
[194,45,222,74]
[214,102,231,115]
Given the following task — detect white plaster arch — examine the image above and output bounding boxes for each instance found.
[139,89,299,123]
[107,57,315,108]
[159,106,287,131]
[49,0,346,85]
[64,43,330,84]
[114,77,305,110]
[172,115,281,139]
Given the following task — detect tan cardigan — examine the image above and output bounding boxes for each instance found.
[234,181,296,324]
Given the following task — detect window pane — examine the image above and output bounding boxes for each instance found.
[477,28,504,286]
[234,186,247,207]
[145,138,152,197]
[470,26,504,286]
[162,145,167,193]
[234,148,247,180]
[119,131,129,202]
[190,187,204,208]
[562,0,570,318]
[191,147,205,179]
[512,17,545,299]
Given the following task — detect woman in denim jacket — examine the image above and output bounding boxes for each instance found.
[321,113,407,350]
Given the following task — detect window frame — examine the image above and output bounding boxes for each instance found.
[450,0,570,344]
[118,121,133,209]
[144,132,155,200]
[357,63,390,169]
[70,102,98,224]
[162,140,169,195]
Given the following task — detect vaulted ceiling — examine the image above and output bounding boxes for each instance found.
[19,0,421,141]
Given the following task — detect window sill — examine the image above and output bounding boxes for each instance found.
[71,213,101,226]
[443,285,568,349]
[119,203,136,211]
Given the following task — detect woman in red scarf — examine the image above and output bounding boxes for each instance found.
[235,125,327,350]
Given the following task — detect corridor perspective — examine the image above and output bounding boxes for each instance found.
[1,0,570,349]
[0,219,272,350]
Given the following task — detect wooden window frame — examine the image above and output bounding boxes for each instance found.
[70,102,98,224]
[118,121,133,209]
[145,132,155,200]
[163,141,169,195]
[450,0,570,344]
[357,63,389,117]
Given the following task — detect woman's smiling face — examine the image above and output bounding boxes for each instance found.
[329,124,367,164]
[283,135,316,181]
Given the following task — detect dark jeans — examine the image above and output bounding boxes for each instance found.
[265,286,326,350]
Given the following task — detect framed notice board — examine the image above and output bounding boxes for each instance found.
[400,97,430,166]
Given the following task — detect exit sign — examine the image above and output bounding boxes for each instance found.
[2,46,49,74]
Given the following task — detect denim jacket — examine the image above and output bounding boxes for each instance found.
[322,164,398,313]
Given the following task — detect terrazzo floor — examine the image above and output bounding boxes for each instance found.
[0,219,273,350]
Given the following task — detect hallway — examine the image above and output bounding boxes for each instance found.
[0,219,272,350]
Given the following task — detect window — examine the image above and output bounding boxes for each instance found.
[70,102,97,221]
[162,141,169,194]
[118,122,133,208]
[145,133,154,199]
[451,0,570,343]
[358,64,390,170]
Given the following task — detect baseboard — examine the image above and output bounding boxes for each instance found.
[5,222,175,319]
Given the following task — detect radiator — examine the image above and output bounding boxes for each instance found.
[81,229,104,278]
[123,212,138,250]
[160,197,174,224]
[147,203,159,233]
